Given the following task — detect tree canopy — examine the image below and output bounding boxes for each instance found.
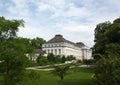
[93,18,120,60]
[0,16,28,85]
[93,17,120,85]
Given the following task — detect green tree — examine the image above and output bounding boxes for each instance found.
[0,16,27,85]
[0,17,24,40]
[36,54,48,66]
[93,18,120,60]
[95,56,120,85]
[31,37,46,49]
[52,65,70,85]
[93,18,120,85]
[92,21,111,60]
[66,55,76,61]
[61,56,66,63]
[47,53,55,63]
[54,55,61,63]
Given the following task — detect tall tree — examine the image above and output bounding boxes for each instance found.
[93,18,120,85]
[31,37,46,49]
[92,21,111,60]
[93,18,120,60]
[0,16,28,85]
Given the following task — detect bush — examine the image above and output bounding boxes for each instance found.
[66,55,76,61]
[36,54,48,66]
[83,59,95,65]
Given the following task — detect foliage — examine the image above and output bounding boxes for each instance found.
[31,37,46,49]
[52,65,70,85]
[92,21,111,60]
[83,59,95,65]
[36,54,48,66]
[47,53,56,63]
[0,17,24,40]
[93,18,120,60]
[93,17,120,85]
[61,56,66,63]
[95,56,120,85]
[0,39,29,85]
[77,60,83,63]
[66,55,76,61]
[0,16,28,85]
[54,55,61,63]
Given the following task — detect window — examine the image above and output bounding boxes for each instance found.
[48,49,50,53]
[51,49,53,53]
[59,49,61,54]
[48,45,50,47]
[55,49,57,55]
[51,44,53,47]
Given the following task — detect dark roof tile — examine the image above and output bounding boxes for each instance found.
[46,34,80,47]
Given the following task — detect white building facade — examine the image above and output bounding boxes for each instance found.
[81,46,92,60]
[42,35,92,60]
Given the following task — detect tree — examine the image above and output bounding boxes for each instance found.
[95,56,120,85]
[36,54,48,66]
[47,53,55,63]
[0,17,24,40]
[93,18,120,85]
[54,55,61,63]
[66,55,76,61]
[0,16,27,85]
[93,18,120,60]
[31,37,46,49]
[92,21,111,60]
[52,65,70,85]
[61,56,66,63]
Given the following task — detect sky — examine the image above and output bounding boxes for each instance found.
[0,0,120,47]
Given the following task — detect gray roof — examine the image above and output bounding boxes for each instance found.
[46,34,84,47]
[76,42,85,47]
[34,49,44,54]
[47,35,67,43]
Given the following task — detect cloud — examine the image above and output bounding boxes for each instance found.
[7,0,28,16]
[51,3,90,19]
[17,25,46,39]
[37,2,52,12]
[1,0,120,47]
[57,21,92,32]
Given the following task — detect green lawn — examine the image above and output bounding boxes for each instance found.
[0,67,95,85]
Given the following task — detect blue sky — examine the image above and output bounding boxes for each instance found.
[0,0,120,47]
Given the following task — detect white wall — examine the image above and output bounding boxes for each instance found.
[42,42,83,60]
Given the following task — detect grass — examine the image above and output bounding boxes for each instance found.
[0,67,95,85]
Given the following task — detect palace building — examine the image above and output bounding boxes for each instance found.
[42,34,92,60]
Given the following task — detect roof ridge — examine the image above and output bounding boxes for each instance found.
[45,35,81,47]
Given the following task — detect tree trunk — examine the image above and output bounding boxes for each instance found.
[4,61,9,85]
[60,75,64,85]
